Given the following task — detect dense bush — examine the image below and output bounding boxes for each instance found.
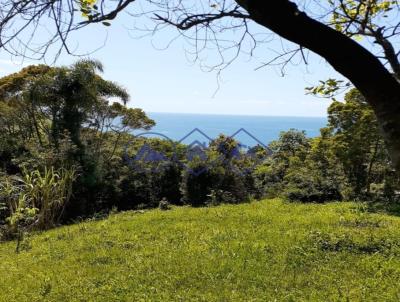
[282,165,342,202]
[117,138,184,209]
[180,135,257,207]
[117,164,183,210]
[180,159,216,207]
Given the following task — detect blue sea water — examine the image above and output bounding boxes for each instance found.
[135,112,327,147]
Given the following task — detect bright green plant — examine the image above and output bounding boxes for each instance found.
[1,167,77,246]
[19,167,77,229]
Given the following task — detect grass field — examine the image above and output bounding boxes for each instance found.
[1,199,400,301]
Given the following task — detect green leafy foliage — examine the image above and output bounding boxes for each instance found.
[181,135,256,207]
[0,60,155,222]
[0,167,77,251]
[327,89,395,199]
[305,78,352,98]
[327,0,397,37]
[1,61,399,242]
[254,91,399,203]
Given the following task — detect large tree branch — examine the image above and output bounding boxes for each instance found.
[239,1,398,97]
[235,0,400,171]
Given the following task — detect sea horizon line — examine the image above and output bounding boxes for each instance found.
[146,111,327,119]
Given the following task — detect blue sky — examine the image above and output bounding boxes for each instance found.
[0,8,346,117]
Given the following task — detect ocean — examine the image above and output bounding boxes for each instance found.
[135,112,327,147]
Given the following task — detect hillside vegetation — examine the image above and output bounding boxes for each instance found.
[1,63,398,242]
[1,199,400,301]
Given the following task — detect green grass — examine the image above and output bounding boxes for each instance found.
[1,199,400,301]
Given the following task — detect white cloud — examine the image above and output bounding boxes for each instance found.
[0,58,23,66]
[0,58,33,75]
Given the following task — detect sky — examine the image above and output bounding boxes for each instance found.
[0,5,347,117]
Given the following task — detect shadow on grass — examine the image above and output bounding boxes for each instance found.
[362,200,400,217]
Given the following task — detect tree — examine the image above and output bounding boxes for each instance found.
[261,90,398,202]
[0,60,154,152]
[0,0,399,171]
[328,0,400,80]
[253,104,396,202]
[181,135,252,206]
[254,129,312,199]
[326,89,395,198]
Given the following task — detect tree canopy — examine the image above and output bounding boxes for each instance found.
[0,0,399,171]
